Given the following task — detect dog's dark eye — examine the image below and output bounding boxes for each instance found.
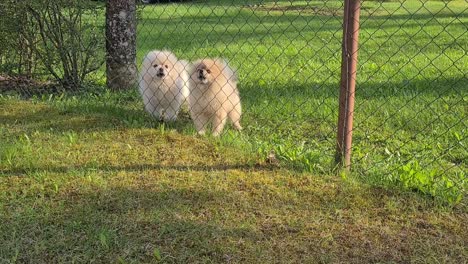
[165,65,168,69]
[206,69,211,74]
[153,64,158,68]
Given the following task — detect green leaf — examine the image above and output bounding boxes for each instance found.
[99,232,108,249]
[153,248,161,261]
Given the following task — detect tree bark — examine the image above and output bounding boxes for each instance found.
[105,0,137,90]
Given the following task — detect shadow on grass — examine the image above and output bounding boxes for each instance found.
[2,165,466,263]
[0,99,195,136]
[0,184,265,262]
[0,162,278,177]
[11,172,422,263]
[137,3,466,53]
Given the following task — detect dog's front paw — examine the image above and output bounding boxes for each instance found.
[233,124,242,131]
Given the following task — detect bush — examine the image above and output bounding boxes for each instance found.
[0,1,37,76]
[0,0,105,90]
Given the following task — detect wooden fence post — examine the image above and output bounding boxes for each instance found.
[335,0,361,170]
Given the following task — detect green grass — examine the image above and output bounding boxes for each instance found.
[1,97,467,263]
[1,0,467,262]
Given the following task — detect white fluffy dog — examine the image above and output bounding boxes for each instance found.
[138,50,190,122]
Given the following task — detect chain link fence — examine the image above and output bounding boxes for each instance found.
[1,0,466,204]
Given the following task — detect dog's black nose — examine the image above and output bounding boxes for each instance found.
[156,69,165,78]
[159,68,164,73]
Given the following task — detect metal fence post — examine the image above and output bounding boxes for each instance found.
[335,0,361,170]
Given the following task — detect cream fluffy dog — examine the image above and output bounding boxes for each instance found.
[189,59,242,136]
[139,50,190,122]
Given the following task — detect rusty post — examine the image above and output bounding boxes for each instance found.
[335,0,361,170]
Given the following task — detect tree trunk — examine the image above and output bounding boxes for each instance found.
[105,0,137,90]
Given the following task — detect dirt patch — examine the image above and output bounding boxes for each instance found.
[0,75,61,97]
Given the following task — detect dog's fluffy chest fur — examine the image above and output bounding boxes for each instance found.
[190,83,224,114]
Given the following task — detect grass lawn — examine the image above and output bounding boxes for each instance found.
[1,0,467,262]
[1,98,467,263]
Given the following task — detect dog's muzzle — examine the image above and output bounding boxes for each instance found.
[156,68,165,78]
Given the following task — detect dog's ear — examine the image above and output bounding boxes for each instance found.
[196,60,207,70]
[230,69,238,82]
[190,60,200,72]
[179,60,192,72]
[215,58,226,66]
[219,59,237,82]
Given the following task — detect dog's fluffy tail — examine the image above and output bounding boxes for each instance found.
[177,60,191,102]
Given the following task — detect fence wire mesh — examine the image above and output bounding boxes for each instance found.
[0,0,466,204]
[134,0,467,203]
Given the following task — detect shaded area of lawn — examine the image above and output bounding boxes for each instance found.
[1,162,467,263]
